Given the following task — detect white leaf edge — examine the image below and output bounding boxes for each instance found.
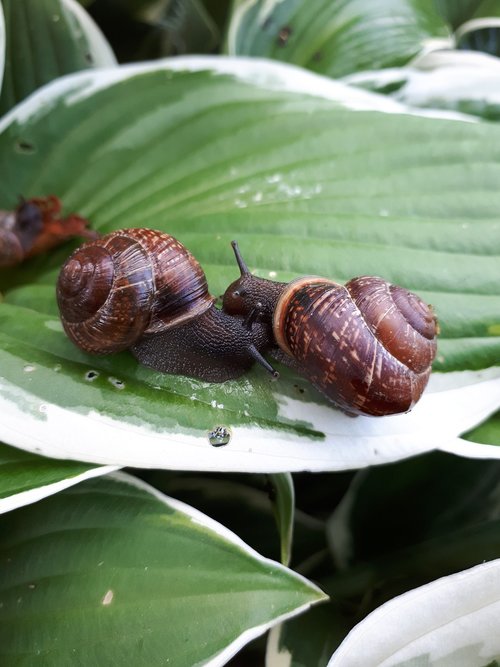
[0,462,119,515]
[455,17,500,43]
[61,0,117,67]
[103,471,327,667]
[0,368,499,473]
[327,559,500,667]
[0,54,472,134]
[0,2,5,95]
[0,56,497,472]
[344,49,500,112]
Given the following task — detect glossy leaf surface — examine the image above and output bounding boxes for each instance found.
[0,58,499,471]
[328,559,500,666]
[0,473,326,666]
[0,441,117,513]
[0,0,116,115]
[226,0,448,77]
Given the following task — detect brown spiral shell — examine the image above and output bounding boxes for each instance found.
[56,228,214,354]
[273,276,438,416]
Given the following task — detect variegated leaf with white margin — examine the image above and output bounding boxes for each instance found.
[1,363,499,472]
[225,0,448,79]
[345,49,500,120]
[0,57,499,472]
[327,559,500,666]
[0,471,327,666]
[0,0,116,115]
[0,441,118,514]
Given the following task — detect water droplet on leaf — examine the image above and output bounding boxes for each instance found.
[208,426,231,447]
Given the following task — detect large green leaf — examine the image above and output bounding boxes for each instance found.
[139,471,325,565]
[0,0,116,115]
[226,0,448,78]
[433,0,483,29]
[327,559,500,666]
[0,441,117,513]
[0,58,499,471]
[0,472,326,666]
[327,452,500,568]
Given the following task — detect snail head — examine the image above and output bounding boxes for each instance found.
[222,240,286,320]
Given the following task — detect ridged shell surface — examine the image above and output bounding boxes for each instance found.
[273,276,437,416]
[57,228,214,354]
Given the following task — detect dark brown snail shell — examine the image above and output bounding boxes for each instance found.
[222,242,438,417]
[57,228,214,355]
[272,276,437,416]
[57,229,276,383]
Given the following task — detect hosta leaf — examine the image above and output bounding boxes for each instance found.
[226,0,449,78]
[267,601,351,667]
[433,0,483,29]
[456,18,500,57]
[0,58,499,471]
[0,0,116,115]
[140,471,325,565]
[0,441,117,513]
[0,472,326,666]
[345,49,500,121]
[267,473,294,565]
[327,452,500,567]
[327,559,500,667]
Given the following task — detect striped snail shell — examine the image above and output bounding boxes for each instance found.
[56,228,214,355]
[273,276,437,416]
[222,242,438,417]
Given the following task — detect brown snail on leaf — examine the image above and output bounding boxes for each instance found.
[56,228,276,382]
[0,195,95,268]
[222,242,438,417]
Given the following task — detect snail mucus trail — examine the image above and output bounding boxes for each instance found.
[222,242,438,417]
[56,228,277,383]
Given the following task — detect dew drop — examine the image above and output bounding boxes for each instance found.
[84,370,99,382]
[208,426,231,447]
[53,364,62,372]
[23,364,36,373]
[38,403,48,414]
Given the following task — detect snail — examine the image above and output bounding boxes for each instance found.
[0,195,95,268]
[56,228,276,382]
[222,242,438,416]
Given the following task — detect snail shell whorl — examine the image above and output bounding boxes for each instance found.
[273,276,437,416]
[56,228,214,354]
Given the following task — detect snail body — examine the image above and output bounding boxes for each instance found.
[0,196,94,268]
[57,229,275,382]
[222,243,438,416]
